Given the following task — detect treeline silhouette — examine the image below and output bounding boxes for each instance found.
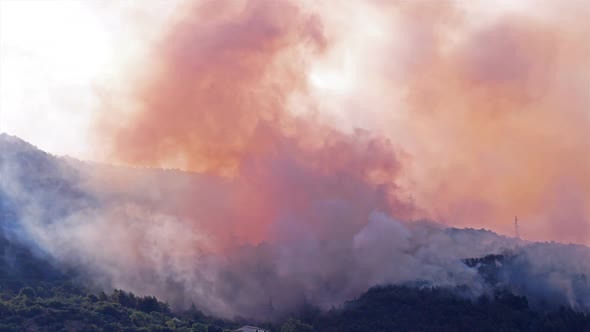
[0,225,589,331]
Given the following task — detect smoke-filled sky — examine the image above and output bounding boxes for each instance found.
[1,0,589,244]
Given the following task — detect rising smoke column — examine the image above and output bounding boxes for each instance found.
[95,0,590,244]
[2,0,584,320]
[84,0,590,315]
[79,0,491,317]
[75,0,422,317]
[95,0,414,247]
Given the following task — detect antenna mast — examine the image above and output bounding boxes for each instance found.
[514,216,520,239]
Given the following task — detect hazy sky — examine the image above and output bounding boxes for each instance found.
[1,0,588,243]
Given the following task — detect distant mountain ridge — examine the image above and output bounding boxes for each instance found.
[1,133,589,321]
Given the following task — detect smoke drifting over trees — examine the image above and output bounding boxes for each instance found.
[1,134,589,319]
[0,0,588,323]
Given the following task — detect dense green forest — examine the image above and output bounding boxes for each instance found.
[2,279,590,331]
[1,228,590,332]
[0,226,238,332]
[307,286,590,332]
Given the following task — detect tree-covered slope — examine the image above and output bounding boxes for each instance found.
[2,134,590,331]
[307,285,590,332]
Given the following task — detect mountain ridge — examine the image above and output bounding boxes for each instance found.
[1,134,589,323]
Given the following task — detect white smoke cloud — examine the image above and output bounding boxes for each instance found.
[1,134,589,319]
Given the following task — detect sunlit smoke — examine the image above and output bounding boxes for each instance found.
[1,0,589,320]
[89,0,590,244]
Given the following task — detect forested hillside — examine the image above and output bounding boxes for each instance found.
[0,234,589,332]
[1,134,590,331]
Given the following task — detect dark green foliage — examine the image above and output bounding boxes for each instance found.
[300,285,590,332]
[207,326,223,332]
[0,221,589,331]
[464,253,506,285]
[0,199,235,332]
[0,232,234,331]
[17,287,35,298]
[0,283,237,331]
[280,319,313,332]
[1,268,590,332]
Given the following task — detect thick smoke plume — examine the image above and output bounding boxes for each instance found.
[1,0,589,320]
[0,134,514,318]
[1,135,589,318]
[95,0,590,243]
